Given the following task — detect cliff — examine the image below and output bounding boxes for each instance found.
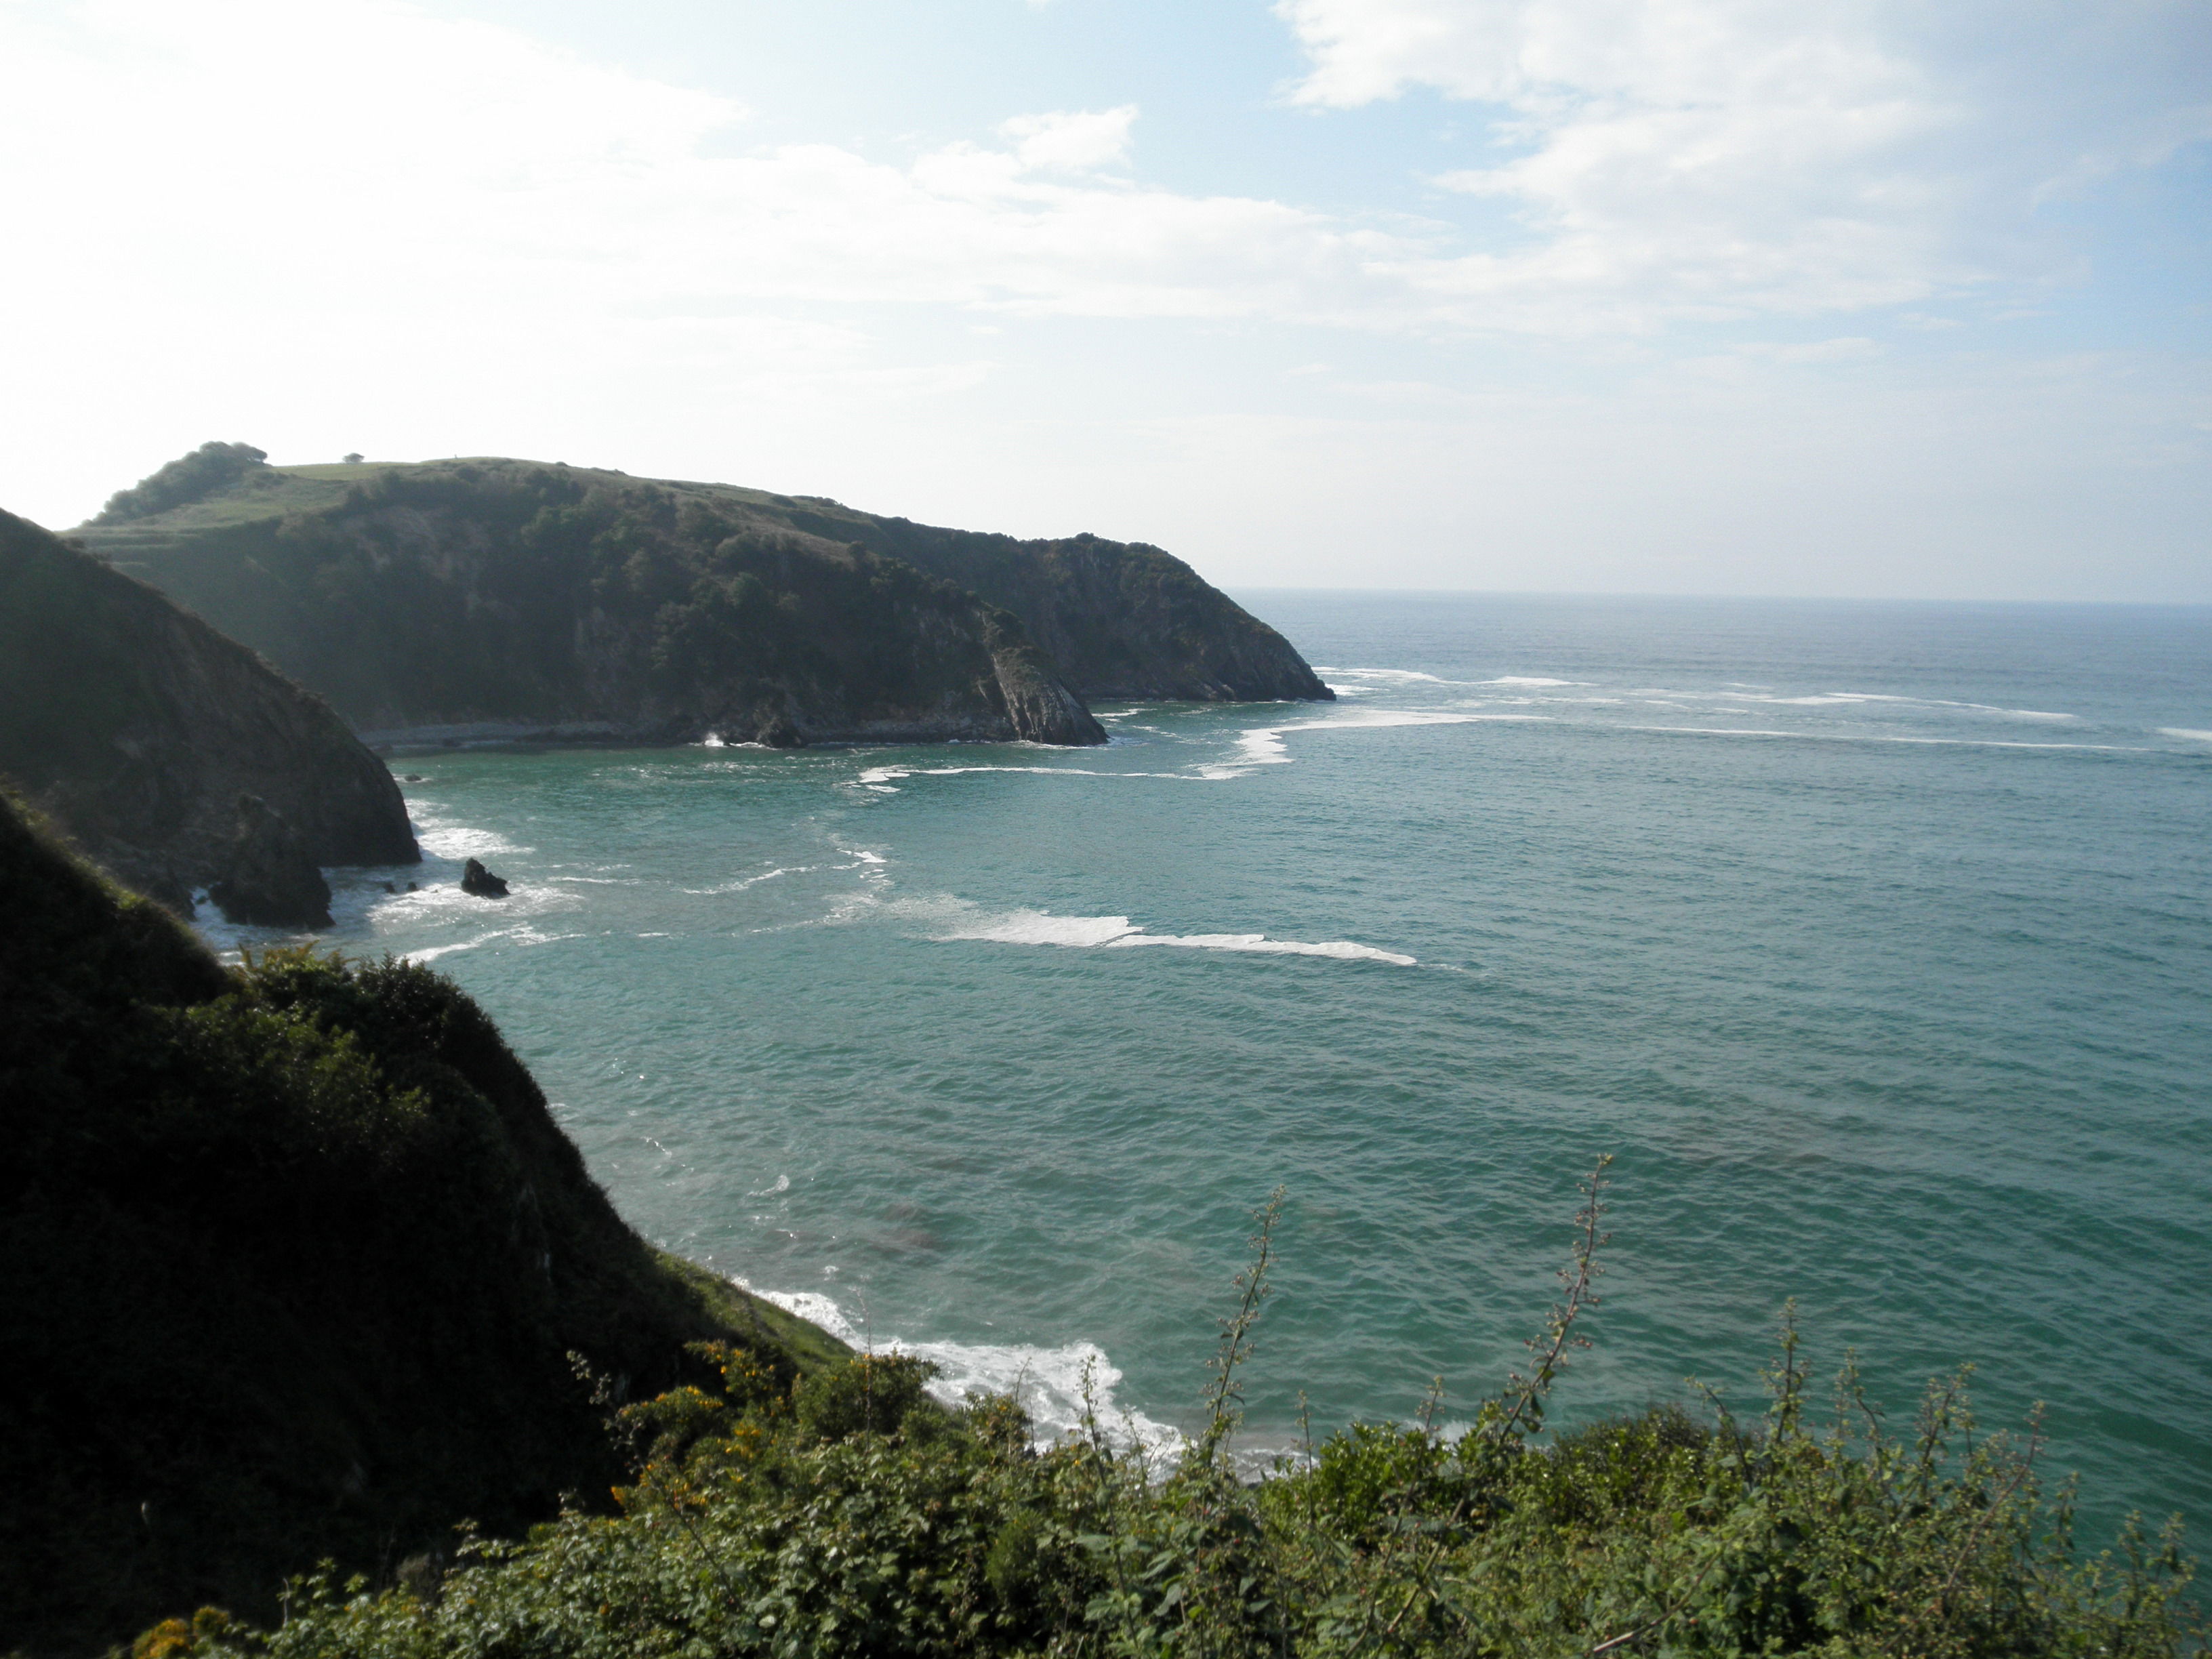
[0,510,418,913]
[758,510,1334,702]
[73,450,1332,751]
[0,792,848,1655]
[74,456,1108,748]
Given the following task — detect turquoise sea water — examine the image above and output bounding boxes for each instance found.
[203,594,2212,1540]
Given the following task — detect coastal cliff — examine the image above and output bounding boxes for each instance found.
[75,450,1332,751]
[0,509,417,911]
[75,455,1109,748]
[0,792,847,1654]
[760,508,1335,702]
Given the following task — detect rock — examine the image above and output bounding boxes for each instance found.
[460,857,510,897]
[983,615,1110,745]
[207,795,333,927]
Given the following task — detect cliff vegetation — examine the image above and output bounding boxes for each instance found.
[73,457,1110,747]
[121,1179,2201,1659]
[72,447,1333,747]
[0,792,845,1656]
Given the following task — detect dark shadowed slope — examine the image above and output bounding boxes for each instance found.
[0,792,847,1656]
[758,508,1334,702]
[0,509,416,909]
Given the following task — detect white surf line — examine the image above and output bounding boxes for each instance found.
[401,923,588,962]
[2158,728,2212,744]
[1618,724,2144,752]
[738,1282,1185,1456]
[1316,666,1591,689]
[1704,690,2081,720]
[912,899,1418,966]
[853,763,1202,792]
[1202,709,1551,779]
[681,864,818,895]
[851,709,1549,791]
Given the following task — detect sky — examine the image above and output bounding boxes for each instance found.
[1,0,2207,599]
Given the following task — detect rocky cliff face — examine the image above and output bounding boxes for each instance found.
[80,459,1107,748]
[0,510,418,912]
[766,511,1336,703]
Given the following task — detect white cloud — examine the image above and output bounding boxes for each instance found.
[0,0,2202,597]
[1276,0,2212,325]
[4,0,2200,361]
[999,106,1140,172]
[0,3,1359,331]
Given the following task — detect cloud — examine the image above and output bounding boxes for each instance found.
[1000,106,1139,172]
[1275,0,2212,324]
[0,2,1356,329]
[0,0,2204,580]
[4,0,2201,353]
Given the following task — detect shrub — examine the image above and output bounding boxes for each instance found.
[140,1168,2204,1658]
[94,441,268,523]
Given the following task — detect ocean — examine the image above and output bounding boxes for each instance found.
[197,592,2212,1540]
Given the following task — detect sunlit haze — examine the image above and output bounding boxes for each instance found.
[3,0,2207,598]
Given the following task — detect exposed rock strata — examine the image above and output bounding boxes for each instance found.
[0,510,418,910]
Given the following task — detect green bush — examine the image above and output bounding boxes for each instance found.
[135,1174,2203,1659]
[94,441,268,523]
[0,794,844,1655]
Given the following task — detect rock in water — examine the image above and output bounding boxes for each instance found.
[460,857,510,897]
[207,795,333,927]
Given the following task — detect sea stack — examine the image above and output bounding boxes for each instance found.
[460,857,510,897]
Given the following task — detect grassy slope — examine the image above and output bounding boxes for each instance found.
[0,792,844,1656]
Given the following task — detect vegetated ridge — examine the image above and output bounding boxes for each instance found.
[0,790,849,1656]
[71,447,1346,747]
[0,508,417,913]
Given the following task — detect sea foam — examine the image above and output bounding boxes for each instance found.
[904,897,1416,965]
[743,1284,1183,1454]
